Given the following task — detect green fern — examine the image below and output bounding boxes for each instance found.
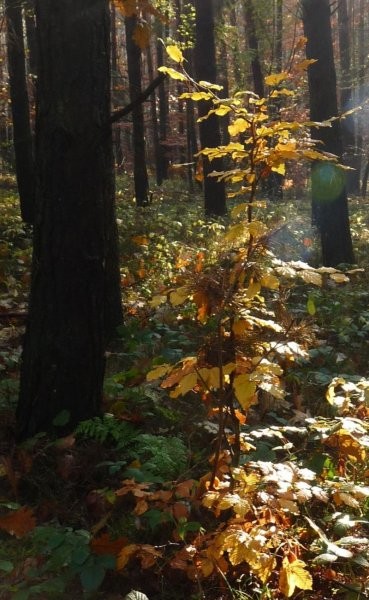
[135,434,188,481]
[75,415,138,450]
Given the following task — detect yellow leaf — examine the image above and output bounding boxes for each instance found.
[199,80,223,91]
[247,220,268,238]
[180,91,213,101]
[279,557,313,597]
[224,223,247,243]
[272,162,286,176]
[149,294,167,308]
[232,319,252,336]
[246,281,261,299]
[260,273,279,290]
[158,66,187,81]
[170,371,198,398]
[233,375,257,410]
[231,203,248,218]
[295,58,318,71]
[265,72,288,86]
[146,364,171,381]
[214,105,232,116]
[170,286,190,306]
[166,44,184,63]
[132,23,150,50]
[228,118,249,137]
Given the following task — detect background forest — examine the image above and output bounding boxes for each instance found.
[1,1,369,599]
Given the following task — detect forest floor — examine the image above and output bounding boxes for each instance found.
[1,174,369,599]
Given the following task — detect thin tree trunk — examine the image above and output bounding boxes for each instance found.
[125,14,149,206]
[156,25,169,183]
[194,0,226,216]
[5,0,35,224]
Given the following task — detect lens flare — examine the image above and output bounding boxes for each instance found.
[311,163,346,202]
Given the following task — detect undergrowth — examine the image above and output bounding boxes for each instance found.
[1,56,369,600]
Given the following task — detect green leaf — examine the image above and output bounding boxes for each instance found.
[0,559,14,572]
[72,545,90,566]
[80,563,106,592]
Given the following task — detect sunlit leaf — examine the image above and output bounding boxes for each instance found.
[279,557,313,597]
[146,364,171,381]
[158,66,187,81]
[233,375,257,410]
[265,72,288,86]
[166,44,184,64]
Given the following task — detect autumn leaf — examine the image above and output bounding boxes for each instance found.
[233,375,257,411]
[228,118,249,137]
[146,363,171,381]
[265,72,288,86]
[279,556,313,597]
[117,544,139,570]
[170,286,190,306]
[0,506,36,538]
[170,371,198,398]
[166,44,184,64]
[158,66,187,81]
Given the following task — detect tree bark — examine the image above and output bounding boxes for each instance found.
[5,0,35,224]
[125,15,149,206]
[302,0,354,266]
[194,0,226,216]
[17,0,123,440]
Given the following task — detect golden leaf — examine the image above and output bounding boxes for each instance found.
[199,80,223,91]
[166,44,184,63]
[232,319,252,336]
[146,364,171,381]
[180,91,213,101]
[228,118,249,137]
[170,286,190,306]
[265,72,288,86]
[233,375,257,410]
[158,66,187,81]
[246,281,261,299]
[295,58,318,71]
[214,105,232,116]
[272,162,286,176]
[279,557,313,597]
[170,371,198,398]
[150,294,167,308]
[260,273,279,290]
[132,23,150,49]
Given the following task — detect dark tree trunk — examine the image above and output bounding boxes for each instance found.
[244,0,264,99]
[156,27,169,184]
[302,0,354,267]
[5,0,35,224]
[17,0,123,440]
[194,0,226,216]
[125,15,149,206]
[337,0,360,194]
[24,0,37,77]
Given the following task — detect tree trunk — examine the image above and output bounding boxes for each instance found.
[17,0,123,440]
[337,0,360,194]
[125,15,149,206]
[156,25,169,184]
[244,0,264,99]
[5,0,35,224]
[194,0,226,216]
[302,0,354,267]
